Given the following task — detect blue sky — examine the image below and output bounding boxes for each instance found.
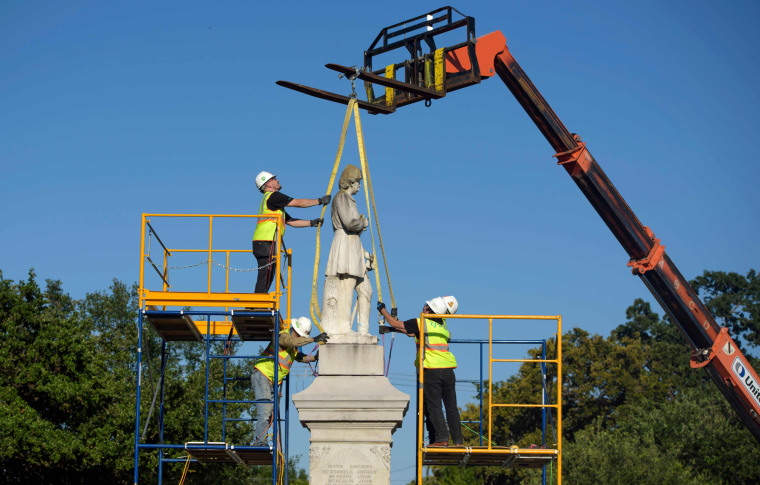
[2,1,759,482]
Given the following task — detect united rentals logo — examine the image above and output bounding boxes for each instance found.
[733,357,760,406]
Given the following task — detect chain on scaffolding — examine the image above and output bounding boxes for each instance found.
[147,257,275,273]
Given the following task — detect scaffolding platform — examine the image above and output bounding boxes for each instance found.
[422,446,557,468]
[144,307,281,342]
[413,315,563,484]
[136,214,294,484]
[231,309,279,341]
[185,442,274,466]
[144,308,203,342]
[141,290,280,309]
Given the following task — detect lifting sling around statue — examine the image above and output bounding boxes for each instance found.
[322,164,374,335]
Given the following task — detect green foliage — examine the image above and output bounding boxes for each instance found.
[691,269,760,353]
[565,386,760,484]
[415,466,479,485]
[445,271,760,485]
[0,270,289,484]
[4,266,756,483]
[0,270,119,482]
[564,420,702,485]
[458,299,701,449]
[287,457,310,485]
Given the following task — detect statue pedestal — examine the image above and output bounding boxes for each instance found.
[292,337,409,485]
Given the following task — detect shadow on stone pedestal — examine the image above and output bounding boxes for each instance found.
[292,336,409,485]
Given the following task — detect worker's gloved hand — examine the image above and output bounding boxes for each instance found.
[310,218,323,227]
[391,307,398,318]
[378,325,391,335]
[318,195,331,205]
[313,332,329,344]
[313,350,319,361]
[377,301,386,312]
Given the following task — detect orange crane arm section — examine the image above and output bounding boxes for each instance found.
[466,30,760,442]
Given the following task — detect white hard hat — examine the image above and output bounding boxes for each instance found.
[441,295,458,314]
[255,171,276,190]
[426,297,448,315]
[291,317,312,337]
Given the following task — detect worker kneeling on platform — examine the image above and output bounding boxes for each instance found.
[378,296,464,447]
[251,317,329,445]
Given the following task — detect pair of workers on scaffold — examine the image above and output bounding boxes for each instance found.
[249,170,329,446]
[249,168,464,448]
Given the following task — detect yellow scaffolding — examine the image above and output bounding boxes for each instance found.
[415,314,562,484]
[138,213,292,338]
[133,213,295,483]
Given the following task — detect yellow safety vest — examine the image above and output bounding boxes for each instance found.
[252,192,285,241]
[414,317,457,369]
[254,331,297,384]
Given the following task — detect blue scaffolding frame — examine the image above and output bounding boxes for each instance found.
[132,309,290,485]
[448,338,555,485]
[416,322,561,485]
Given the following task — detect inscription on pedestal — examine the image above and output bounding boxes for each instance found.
[293,342,409,485]
[353,464,378,484]
[324,464,378,484]
[310,443,389,485]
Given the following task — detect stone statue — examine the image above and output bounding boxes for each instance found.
[295,166,408,483]
[321,164,374,335]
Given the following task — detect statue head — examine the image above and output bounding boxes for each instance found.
[338,164,362,192]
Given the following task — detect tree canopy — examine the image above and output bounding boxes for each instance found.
[0,270,289,484]
[420,269,760,485]
[691,269,760,351]
[3,268,758,484]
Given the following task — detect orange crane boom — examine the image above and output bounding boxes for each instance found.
[277,6,760,443]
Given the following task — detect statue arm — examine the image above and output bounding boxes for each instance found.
[334,193,365,231]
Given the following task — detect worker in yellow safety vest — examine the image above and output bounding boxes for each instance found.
[252,170,331,293]
[251,317,329,446]
[377,296,464,447]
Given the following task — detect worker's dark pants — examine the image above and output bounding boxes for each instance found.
[252,241,276,293]
[423,367,464,444]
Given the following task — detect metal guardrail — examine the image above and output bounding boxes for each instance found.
[415,314,562,484]
[138,213,292,312]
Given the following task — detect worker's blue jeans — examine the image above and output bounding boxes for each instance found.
[423,367,464,444]
[252,369,280,445]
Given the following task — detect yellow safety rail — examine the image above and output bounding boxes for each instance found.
[138,213,291,320]
[416,314,562,484]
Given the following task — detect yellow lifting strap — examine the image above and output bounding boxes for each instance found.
[385,64,395,107]
[434,47,445,92]
[354,100,386,311]
[178,455,191,485]
[310,98,397,329]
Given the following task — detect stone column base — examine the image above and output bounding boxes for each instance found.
[293,341,409,485]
